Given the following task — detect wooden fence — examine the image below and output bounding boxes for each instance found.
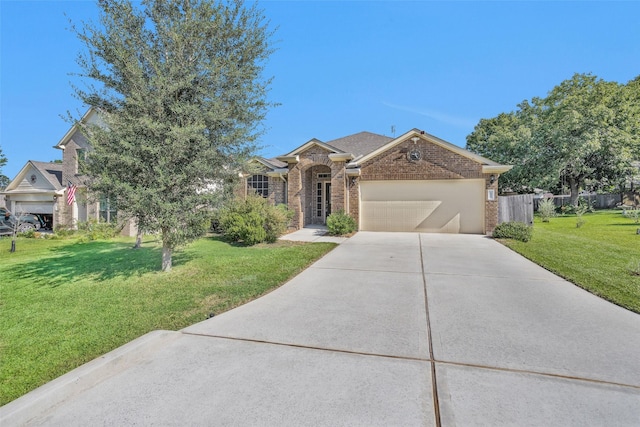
[498,194,534,225]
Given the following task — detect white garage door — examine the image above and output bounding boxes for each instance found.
[15,202,54,215]
[360,180,485,233]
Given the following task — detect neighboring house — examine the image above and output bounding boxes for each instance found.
[247,129,511,234]
[1,109,135,235]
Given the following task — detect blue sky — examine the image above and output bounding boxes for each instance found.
[2,1,640,179]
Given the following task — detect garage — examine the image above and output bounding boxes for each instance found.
[14,202,54,215]
[359,180,485,233]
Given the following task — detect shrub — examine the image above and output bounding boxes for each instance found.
[326,210,357,236]
[77,219,121,240]
[627,210,640,224]
[218,195,293,245]
[538,198,556,222]
[492,221,532,242]
[18,229,36,239]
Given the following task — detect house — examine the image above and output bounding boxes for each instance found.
[1,109,136,235]
[247,129,512,234]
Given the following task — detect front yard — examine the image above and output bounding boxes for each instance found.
[501,210,640,314]
[0,236,335,405]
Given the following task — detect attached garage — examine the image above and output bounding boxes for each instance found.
[359,180,485,233]
[14,201,54,215]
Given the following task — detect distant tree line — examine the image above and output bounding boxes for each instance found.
[466,73,640,205]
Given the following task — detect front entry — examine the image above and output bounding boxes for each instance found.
[316,180,332,224]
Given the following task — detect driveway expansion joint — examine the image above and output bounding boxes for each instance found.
[433,359,640,391]
[181,331,431,363]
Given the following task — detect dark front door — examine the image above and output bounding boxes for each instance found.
[325,182,332,220]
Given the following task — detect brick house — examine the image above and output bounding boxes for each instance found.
[2,109,136,235]
[246,129,511,234]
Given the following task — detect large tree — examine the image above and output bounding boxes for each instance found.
[71,0,275,271]
[467,73,640,204]
[0,145,8,189]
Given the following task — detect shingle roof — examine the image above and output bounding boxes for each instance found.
[324,131,393,157]
[30,161,65,190]
[261,157,287,169]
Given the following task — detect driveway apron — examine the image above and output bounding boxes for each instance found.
[2,233,640,426]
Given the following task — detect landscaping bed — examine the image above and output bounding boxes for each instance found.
[500,210,640,314]
[0,236,335,405]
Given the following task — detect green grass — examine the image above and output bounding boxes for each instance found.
[0,235,335,405]
[500,210,640,314]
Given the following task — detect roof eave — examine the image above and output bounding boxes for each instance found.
[482,165,513,174]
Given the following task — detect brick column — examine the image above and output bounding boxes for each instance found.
[330,161,346,213]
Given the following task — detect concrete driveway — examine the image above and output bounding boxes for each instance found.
[2,232,640,426]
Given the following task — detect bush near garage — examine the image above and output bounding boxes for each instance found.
[492,221,532,242]
[218,195,293,245]
[327,210,357,236]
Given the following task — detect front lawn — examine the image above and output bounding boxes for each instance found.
[0,236,335,405]
[501,210,640,314]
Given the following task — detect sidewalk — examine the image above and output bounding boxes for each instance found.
[278,225,348,244]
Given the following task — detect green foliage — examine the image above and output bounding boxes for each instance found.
[0,144,8,190]
[218,196,293,245]
[53,225,77,238]
[467,73,640,199]
[624,209,640,224]
[492,222,532,242]
[537,198,556,222]
[327,210,357,235]
[17,229,36,239]
[71,0,276,270]
[77,219,122,240]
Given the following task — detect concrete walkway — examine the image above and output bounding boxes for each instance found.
[278,225,348,244]
[2,233,640,426]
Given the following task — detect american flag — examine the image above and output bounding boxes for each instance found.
[67,182,77,206]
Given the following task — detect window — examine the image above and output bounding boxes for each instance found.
[76,149,88,174]
[99,195,117,223]
[317,173,331,179]
[248,174,269,197]
[316,182,323,217]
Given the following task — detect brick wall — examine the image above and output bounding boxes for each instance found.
[286,146,346,229]
[350,138,498,234]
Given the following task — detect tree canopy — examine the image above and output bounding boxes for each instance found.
[72,0,275,271]
[0,145,8,190]
[467,73,640,204]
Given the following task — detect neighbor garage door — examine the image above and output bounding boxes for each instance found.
[14,202,54,215]
[359,180,485,233]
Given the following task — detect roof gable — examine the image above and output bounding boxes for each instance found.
[3,161,64,193]
[351,129,505,169]
[283,138,342,157]
[55,108,102,150]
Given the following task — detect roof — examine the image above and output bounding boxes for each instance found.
[2,161,67,195]
[30,161,65,189]
[325,132,393,157]
[259,157,287,169]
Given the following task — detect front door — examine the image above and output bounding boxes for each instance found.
[316,180,332,224]
[325,182,332,221]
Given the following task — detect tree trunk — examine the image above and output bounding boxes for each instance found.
[568,178,580,206]
[162,244,172,272]
[133,229,143,249]
[10,238,16,253]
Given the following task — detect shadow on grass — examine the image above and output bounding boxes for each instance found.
[5,240,194,287]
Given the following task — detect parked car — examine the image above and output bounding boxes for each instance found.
[18,214,45,230]
[0,208,43,232]
[0,218,13,236]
